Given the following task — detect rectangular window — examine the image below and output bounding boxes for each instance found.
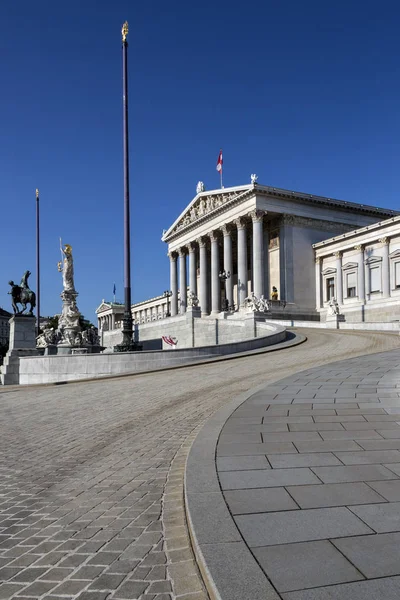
[346,272,357,298]
[395,262,400,288]
[326,277,335,301]
[370,266,381,293]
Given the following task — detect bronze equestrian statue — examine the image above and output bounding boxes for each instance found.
[8,270,36,315]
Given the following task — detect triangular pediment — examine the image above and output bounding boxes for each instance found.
[96,302,111,314]
[162,184,252,241]
[365,256,383,264]
[342,262,358,270]
[322,267,336,275]
[389,249,400,259]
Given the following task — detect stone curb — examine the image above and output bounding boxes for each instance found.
[1,331,307,390]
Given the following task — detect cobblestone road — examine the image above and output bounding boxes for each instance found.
[1,329,400,600]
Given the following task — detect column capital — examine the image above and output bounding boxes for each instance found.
[168,251,178,261]
[333,251,342,258]
[177,247,186,257]
[315,257,321,264]
[248,209,265,223]
[354,244,364,251]
[221,223,233,237]
[379,236,389,246]
[233,217,247,230]
[196,236,208,248]
[187,242,196,253]
[209,230,220,243]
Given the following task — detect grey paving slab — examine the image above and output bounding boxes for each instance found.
[267,453,341,469]
[217,456,271,471]
[262,416,313,423]
[234,507,373,546]
[311,464,398,483]
[368,479,400,501]
[288,423,345,431]
[319,430,383,440]
[359,439,400,450]
[219,468,320,490]
[333,531,400,578]
[253,540,363,592]
[217,442,297,456]
[343,421,400,430]
[334,450,400,464]
[281,576,400,600]
[349,501,400,533]
[286,482,387,509]
[314,416,366,422]
[377,429,400,438]
[262,432,322,442]
[218,433,263,443]
[223,488,298,515]
[294,441,363,453]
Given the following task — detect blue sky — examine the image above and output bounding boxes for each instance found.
[1,0,400,322]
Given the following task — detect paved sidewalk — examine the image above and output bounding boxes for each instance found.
[187,347,400,600]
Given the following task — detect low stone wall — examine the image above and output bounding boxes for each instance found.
[18,322,286,385]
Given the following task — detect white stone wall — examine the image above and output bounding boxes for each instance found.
[18,322,287,385]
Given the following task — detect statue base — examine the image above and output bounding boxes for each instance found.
[1,315,38,385]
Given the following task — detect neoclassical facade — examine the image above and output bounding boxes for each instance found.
[96,294,172,331]
[314,214,400,323]
[161,181,394,316]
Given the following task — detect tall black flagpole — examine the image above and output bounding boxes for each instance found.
[36,188,40,336]
[120,21,133,349]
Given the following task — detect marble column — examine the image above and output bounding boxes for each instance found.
[380,237,390,297]
[178,248,187,314]
[355,245,365,303]
[250,210,265,299]
[198,237,209,315]
[235,217,248,308]
[169,251,178,316]
[111,313,115,330]
[334,251,343,305]
[210,231,221,314]
[188,242,197,297]
[315,257,322,309]
[222,224,234,309]
[263,229,269,298]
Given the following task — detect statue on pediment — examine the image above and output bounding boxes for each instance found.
[196,181,206,194]
[198,199,206,216]
[190,207,197,221]
[206,197,215,212]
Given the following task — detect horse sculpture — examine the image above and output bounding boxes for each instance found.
[8,270,36,315]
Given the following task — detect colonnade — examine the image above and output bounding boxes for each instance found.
[168,210,268,316]
[98,313,115,331]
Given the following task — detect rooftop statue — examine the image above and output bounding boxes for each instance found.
[8,270,36,315]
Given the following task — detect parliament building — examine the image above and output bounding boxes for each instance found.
[97,179,400,346]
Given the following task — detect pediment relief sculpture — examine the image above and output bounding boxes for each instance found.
[172,189,248,234]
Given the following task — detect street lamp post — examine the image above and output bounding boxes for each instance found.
[219,270,231,311]
[116,21,139,351]
[164,290,172,317]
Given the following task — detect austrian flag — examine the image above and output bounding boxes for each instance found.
[216,149,223,173]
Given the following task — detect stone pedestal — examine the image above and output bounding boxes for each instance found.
[1,315,38,385]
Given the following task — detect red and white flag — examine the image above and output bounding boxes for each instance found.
[216,149,223,173]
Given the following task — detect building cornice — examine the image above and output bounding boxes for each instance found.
[313,214,400,250]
